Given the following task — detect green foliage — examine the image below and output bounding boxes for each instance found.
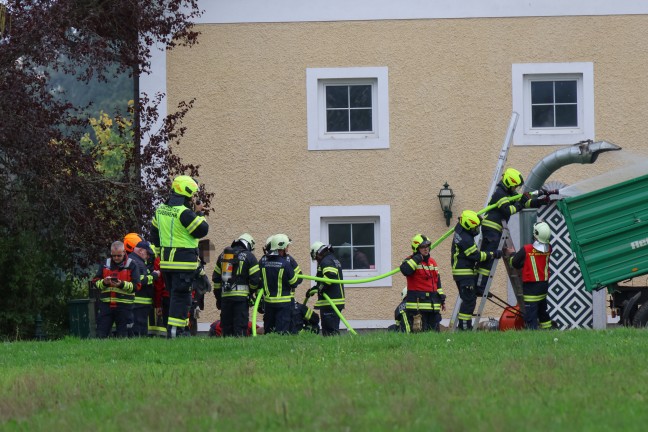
[1,330,648,430]
[0,228,72,340]
[80,106,135,179]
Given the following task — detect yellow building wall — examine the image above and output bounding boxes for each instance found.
[166,15,648,325]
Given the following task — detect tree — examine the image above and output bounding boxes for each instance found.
[0,0,212,339]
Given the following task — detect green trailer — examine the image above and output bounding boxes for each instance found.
[557,173,648,326]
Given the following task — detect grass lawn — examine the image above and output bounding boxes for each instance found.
[1,329,647,431]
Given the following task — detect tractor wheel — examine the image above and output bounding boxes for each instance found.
[631,303,648,328]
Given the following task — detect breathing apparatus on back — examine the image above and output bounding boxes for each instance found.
[220,246,238,291]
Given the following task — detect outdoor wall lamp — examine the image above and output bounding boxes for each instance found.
[437,182,455,227]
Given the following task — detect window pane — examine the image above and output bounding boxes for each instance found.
[350,109,372,131]
[554,81,577,103]
[352,246,375,269]
[336,245,353,269]
[327,109,349,132]
[329,224,351,245]
[352,223,374,245]
[326,86,348,108]
[350,85,371,108]
[532,105,554,127]
[555,105,578,127]
[531,81,554,104]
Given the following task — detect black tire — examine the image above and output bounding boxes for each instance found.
[631,303,648,328]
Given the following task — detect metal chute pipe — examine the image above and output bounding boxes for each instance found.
[522,140,621,193]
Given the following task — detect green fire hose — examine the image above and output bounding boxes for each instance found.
[251,193,524,336]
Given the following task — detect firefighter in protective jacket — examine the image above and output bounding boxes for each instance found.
[212,233,260,337]
[307,242,345,336]
[476,168,553,295]
[150,175,209,338]
[259,234,299,334]
[400,234,444,332]
[451,210,499,330]
[508,221,553,330]
[92,241,140,338]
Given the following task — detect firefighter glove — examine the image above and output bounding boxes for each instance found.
[215,298,221,310]
[491,250,503,259]
[306,287,319,298]
[439,293,446,304]
[412,253,424,264]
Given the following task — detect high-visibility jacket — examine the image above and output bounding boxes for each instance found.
[519,244,551,282]
[400,254,444,312]
[151,195,208,272]
[400,254,441,292]
[481,182,544,233]
[451,224,490,281]
[509,243,552,303]
[93,257,140,307]
[313,252,345,309]
[259,255,298,304]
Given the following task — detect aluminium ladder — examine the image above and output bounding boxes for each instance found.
[448,112,522,330]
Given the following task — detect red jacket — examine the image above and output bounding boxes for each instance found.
[521,244,551,283]
[405,256,440,292]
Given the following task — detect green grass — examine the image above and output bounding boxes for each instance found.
[1,329,648,431]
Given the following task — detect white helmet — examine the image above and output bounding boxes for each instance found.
[271,234,291,251]
[236,233,255,251]
[533,222,551,244]
[310,241,326,260]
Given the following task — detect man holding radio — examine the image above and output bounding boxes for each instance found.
[92,241,141,338]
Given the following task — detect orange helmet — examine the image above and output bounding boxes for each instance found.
[123,233,142,253]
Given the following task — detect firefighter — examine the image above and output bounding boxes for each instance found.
[130,240,158,337]
[451,210,501,330]
[399,234,444,332]
[292,300,320,334]
[307,242,345,336]
[508,221,553,330]
[150,175,209,338]
[212,233,260,337]
[92,241,140,338]
[122,232,142,336]
[388,287,409,332]
[475,168,554,295]
[259,234,299,334]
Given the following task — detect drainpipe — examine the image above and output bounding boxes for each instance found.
[518,140,621,245]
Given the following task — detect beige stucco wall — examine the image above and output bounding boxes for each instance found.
[166,15,648,326]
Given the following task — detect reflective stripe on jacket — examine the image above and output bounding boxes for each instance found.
[153,203,204,271]
[521,243,551,283]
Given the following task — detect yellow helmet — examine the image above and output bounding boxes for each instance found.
[460,210,481,231]
[410,234,431,252]
[502,168,524,189]
[171,175,199,198]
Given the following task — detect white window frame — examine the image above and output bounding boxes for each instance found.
[512,62,594,146]
[310,205,391,287]
[307,67,389,151]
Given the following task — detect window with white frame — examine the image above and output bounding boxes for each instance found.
[310,205,391,287]
[307,67,389,151]
[512,62,594,145]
